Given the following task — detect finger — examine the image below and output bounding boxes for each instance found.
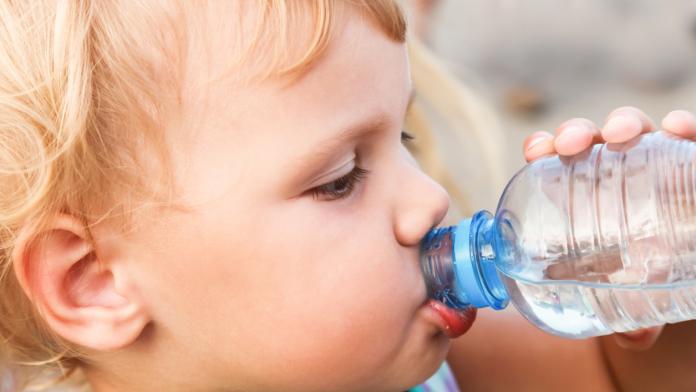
[613,325,664,351]
[602,106,656,143]
[553,118,601,156]
[523,130,555,162]
[661,110,696,139]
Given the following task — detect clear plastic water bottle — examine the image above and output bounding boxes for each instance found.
[421,131,696,338]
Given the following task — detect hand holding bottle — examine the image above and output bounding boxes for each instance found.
[522,107,696,350]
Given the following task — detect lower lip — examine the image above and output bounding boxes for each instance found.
[420,299,477,338]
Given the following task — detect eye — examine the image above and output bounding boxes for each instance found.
[401,131,415,143]
[310,166,369,201]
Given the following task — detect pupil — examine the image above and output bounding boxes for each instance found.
[333,178,348,193]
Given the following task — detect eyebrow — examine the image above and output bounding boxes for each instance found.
[292,89,415,182]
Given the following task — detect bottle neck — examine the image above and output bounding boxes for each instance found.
[420,210,510,310]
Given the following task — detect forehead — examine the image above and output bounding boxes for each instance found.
[271,16,410,133]
[169,10,410,201]
[193,11,409,147]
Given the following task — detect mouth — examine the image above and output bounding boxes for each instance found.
[420,299,477,338]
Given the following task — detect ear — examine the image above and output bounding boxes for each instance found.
[12,214,150,351]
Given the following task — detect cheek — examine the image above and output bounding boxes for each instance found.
[222,209,426,382]
[244,204,423,348]
[131,191,426,384]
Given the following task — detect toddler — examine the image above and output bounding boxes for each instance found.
[2,1,696,391]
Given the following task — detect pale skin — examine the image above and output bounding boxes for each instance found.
[10,6,696,391]
[14,11,451,392]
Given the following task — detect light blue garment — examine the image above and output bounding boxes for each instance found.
[409,362,460,392]
[1,369,13,392]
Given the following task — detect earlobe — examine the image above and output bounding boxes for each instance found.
[12,214,150,352]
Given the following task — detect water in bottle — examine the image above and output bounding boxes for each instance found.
[421,131,696,338]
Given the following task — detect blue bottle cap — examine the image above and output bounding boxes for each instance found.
[452,212,509,310]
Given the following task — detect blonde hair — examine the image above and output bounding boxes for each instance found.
[405,40,506,216]
[0,1,405,390]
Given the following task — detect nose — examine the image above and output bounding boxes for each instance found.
[393,163,450,247]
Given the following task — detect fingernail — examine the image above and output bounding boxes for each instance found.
[620,329,650,341]
[555,126,586,147]
[662,110,696,132]
[603,115,642,142]
[526,135,550,152]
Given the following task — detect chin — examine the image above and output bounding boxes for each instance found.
[394,328,451,390]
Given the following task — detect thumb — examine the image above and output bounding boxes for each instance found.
[613,325,664,351]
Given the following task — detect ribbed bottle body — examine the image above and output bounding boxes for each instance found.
[496,132,696,337]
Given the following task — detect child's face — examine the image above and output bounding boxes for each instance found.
[106,10,453,392]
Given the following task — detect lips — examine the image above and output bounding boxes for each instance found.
[426,299,477,338]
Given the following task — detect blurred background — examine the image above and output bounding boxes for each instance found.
[402,0,696,216]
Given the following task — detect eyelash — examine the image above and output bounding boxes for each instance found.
[309,132,415,201]
[311,166,369,201]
